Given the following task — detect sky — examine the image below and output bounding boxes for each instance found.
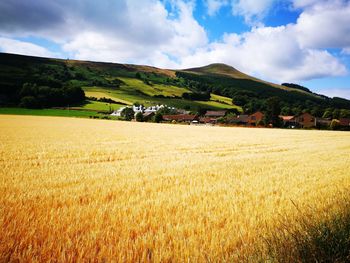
[0,0,350,99]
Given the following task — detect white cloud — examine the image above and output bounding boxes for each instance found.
[292,0,327,9]
[231,0,277,24]
[60,0,207,68]
[0,0,349,84]
[343,47,350,54]
[0,37,55,57]
[295,0,350,49]
[178,25,347,83]
[205,0,228,16]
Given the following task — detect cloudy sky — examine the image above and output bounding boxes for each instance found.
[1,0,350,98]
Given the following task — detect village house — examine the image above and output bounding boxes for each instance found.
[110,106,126,117]
[132,105,144,113]
[142,112,155,121]
[199,117,216,124]
[204,110,226,118]
[280,115,295,128]
[247,111,264,125]
[110,104,174,117]
[315,117,331,127]
[293,112,315,128]
[162,114,198,123]
[339,118,350,126]
[280,113,316,128]
[227,114,249,125]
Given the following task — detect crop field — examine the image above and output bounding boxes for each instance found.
[0,115,349,262]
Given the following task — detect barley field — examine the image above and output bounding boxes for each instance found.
[0,115,349,262]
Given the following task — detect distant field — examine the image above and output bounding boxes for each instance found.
[0,107,102,118]
[82,76,242,111]
[77,100,124,112]
[0,115,349,261]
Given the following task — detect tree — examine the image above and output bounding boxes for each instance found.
[135,112,144,122]
[332,108,340,119]
[311,106,323,117]
[154,112,163,123]
[263,97,282,127]
[121,107,135,121]
[19,96,39,109]
[281,106,292,116]
[196,106,207,116]
[340,109,350,118]
[322,108,333,119]
[232,95,248,106]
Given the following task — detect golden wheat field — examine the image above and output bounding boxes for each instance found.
[0,115,349,262]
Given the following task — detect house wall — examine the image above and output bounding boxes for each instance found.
[248,112,264,125]
[296,113,315,128]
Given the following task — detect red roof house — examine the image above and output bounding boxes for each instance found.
[162,114,198,122]
[247,111,264,125]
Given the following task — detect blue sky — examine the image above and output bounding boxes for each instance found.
[0,0,349,99]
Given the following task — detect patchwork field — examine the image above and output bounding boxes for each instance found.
[0,115,349,262]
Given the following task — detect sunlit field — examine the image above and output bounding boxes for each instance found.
[1,115,349,262]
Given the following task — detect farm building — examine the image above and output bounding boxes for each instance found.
[293,113,315,128]
[204,111,226,118]
[280,113,316,128]
[339,118,350,126]
[162,114,198,123]
[247,111,264,125]
[315,118,331,127]
[227,114,249,125]
[199,117,217,124]
[280,115,295,127]
[110,107,127,117]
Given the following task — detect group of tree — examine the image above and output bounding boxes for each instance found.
[182,92,210,101]
[18,83,85,108]
[175,71,350,118]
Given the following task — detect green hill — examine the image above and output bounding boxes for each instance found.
[0,53,241,114]
[1,52,350,119]
[182,63,314,94]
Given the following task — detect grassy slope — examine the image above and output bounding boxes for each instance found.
[183,63,317,96]
[0,53,241,114]
[0,107,103,118]
[82,78,241,111]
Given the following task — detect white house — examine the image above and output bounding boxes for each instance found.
[110,107,126,117]
[111,104,176,117]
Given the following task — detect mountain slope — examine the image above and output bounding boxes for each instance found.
[1,52,350,117]
[0,53,241,112]
[182,63,317,95]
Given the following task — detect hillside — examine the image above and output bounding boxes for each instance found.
[0,53,240,113]
[1,52,350,118]
[182,63,313,94]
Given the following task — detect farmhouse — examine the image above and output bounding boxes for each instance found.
[110,107,126,117]
[142,112,155,121]
[227,114,249,125]
[204,111,226,118]
[162,114,198,123]
[247,111,264,125]
[315,117,331,127]
[293,113,315,128]
[280,115,295,127]
[199,117,217,124]
[339,118,350,126]
[280,113,316,128]
[134,104,172,114]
